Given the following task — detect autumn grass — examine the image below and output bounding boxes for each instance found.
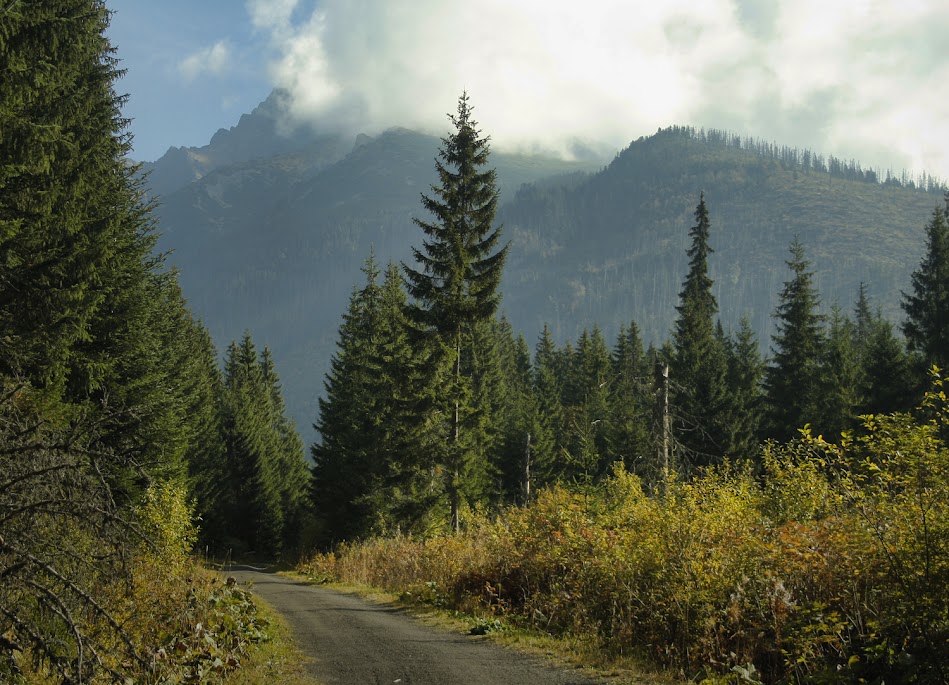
[285,572,677,685]
[298,376,949,684]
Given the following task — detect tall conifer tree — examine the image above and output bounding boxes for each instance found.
[860,313,914,416]
[533,324,565,485]
[670,194,728,468]
[313,258,438,541]
[312,256,385,542]
[609,322,651,474]
[764,240,825,440]
[260,347,311,552]
[214,334,305,556]
[402,93,508,532]
[902,197,949,376]
[819,305,861,440]
[0,3,235,676]
[720,317,764,461]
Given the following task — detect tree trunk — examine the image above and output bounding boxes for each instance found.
[450,329,461,533]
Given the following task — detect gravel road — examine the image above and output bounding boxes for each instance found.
[228,568,606,685]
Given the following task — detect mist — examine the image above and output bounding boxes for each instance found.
[247,0,949,175]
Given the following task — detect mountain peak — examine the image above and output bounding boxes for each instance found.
[141,88,320,198]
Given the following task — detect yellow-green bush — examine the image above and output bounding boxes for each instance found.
[300,377,949,684]
[15,480,269,684]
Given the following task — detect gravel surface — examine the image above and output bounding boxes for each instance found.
[228,568,607,685]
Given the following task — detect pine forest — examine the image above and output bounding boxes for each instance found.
[2,2,948,684]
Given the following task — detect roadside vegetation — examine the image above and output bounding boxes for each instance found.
[7,478,269,683]
[300,373,949,684]
[1,3,309,682]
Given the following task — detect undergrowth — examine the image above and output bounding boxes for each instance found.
[13,482,271,684]
[300,374,949,684]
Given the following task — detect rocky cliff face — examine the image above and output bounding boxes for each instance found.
[139,89,346,198]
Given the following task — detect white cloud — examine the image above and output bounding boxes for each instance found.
[250,0,949,177]
[178,40,233,83]
[246,0,300,32]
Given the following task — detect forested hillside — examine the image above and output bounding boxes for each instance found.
[148,101,940,438]
[0,3,309,681]
[301,96,949,684]
[502,126,941,345]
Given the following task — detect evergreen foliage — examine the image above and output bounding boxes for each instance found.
[217,333,308,557]
[0,2,274,679]
[607,322,652,477]
[402,93,509,531]
[559,326,612,483]
[0,0,142,389]
[488,319,539,505]
[532,324,565,486]
[303,374,949,683]
[719,317,765,461]
[311,258,383,542]
[818,305,862,440]
[312,257,438,543]
[902,195,949,377]
[860,315,914,416]
[670,194,729,468]
[764,240,826,440]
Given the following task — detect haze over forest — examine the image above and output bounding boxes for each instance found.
[142,88,943,440]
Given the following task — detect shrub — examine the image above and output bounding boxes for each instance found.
[298,376,949,683]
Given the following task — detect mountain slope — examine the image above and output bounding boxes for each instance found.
[501,126,938,348]
[148,110,940,440]
[152,122,601,436]
[140,89,346,198]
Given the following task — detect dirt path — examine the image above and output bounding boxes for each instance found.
[228,568,607,685]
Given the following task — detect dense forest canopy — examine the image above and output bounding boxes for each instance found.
[309,93,949,538]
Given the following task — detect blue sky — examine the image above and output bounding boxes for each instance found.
[108,0,276,161]
[107,1,949,181]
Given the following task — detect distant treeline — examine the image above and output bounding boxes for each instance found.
[651,124,947,194]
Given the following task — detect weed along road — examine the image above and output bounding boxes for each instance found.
[229,568,607,685]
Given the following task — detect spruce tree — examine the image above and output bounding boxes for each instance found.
[862,318,914,415]
[0,3,234,677]
[720,317,764,461]
[312,256,385,542]
[313,258,437,541]
[819,305,861,440]
[489,320,539,504]
[186,321,230,546]
[0,0,148,390]
[402,93,508,531]
[902,197,949,376]
[220,333,284,556]
[764,240,826,440]
[574,326,612,481]
[533,324,565,485]
[372,262,442,532]
[854,282,875,348]
[609,322,651,474]
[670,193,728,468]
[260,347,311,552]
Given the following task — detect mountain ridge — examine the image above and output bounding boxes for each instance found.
[144,93,941,440]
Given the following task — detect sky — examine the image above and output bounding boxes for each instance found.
[107,0,949,182]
